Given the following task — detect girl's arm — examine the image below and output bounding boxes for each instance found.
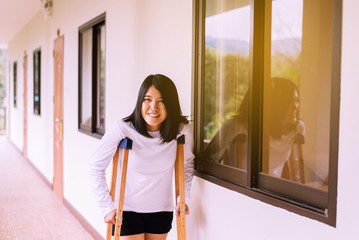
[181,123,195,206]
[90,122,124,217]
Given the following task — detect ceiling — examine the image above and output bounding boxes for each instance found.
[0,0,42,48]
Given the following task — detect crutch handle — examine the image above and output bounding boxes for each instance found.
[177,134,185,144]
[119,137,133,150]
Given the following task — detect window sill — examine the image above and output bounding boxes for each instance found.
[193,170,335,227]
[78,128,103,139]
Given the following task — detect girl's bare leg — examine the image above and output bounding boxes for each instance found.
[120,233,145,240]
[144,233,168,240]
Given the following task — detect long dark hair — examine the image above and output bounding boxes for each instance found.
[123,74,188,143]
[269,77,300,139]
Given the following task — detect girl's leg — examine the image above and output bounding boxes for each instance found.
[144,233,168,240]
[120,233,145,240]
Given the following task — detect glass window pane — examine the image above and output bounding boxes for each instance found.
[13,62,17,108]
[34,50,41,115]
[262,0,332,190]
[81,29,93,128]
[202,0,250,171]
[96,25,105,130]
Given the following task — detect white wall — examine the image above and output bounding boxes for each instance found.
[336,0,359,238]
[6,0,359,239]
[8,40,24,152]
[138,0,193,117]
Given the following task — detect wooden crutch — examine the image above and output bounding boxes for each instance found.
[175,134,186,240]
[106,137,133,240]
[288,134,305,184]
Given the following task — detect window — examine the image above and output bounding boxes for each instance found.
[33,49,41,115]
[193,0,341,226]
[13,61,17,108]
[78,13,106,137]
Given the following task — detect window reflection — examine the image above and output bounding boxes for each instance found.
[81,28,93,128]
[263,78,305,181]
[78,14,106,135]
[13,62,17,108]
[97,25,105,130]
[202,0,331,190]
[262,0,331,190]
[33,50,41,115]
[204,92,248,170]
[203,0,250,171]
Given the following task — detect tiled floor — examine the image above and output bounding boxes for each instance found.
[0,135,95,240]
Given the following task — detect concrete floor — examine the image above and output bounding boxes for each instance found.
[0,135,95,240]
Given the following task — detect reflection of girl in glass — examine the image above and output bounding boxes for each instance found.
[203,77,305,179]
[203,91,249,169]
[266,77,305,178]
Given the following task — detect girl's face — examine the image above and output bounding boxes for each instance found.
[141,85,167,131]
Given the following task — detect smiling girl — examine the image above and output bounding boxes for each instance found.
[90,74,194,240]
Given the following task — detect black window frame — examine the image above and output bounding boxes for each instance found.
[13,61,17,108]
[78,12,106,138]
[192,0,341,226]
[33,48,41,115]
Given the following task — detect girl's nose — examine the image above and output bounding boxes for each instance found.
[150,100,158,109]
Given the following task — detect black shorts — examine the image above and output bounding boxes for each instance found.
[112,211,173,236]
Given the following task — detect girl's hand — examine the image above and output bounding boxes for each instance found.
[104,209,117,224]
[175,203,189,217]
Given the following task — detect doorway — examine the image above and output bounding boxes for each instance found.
[53,35,64,201]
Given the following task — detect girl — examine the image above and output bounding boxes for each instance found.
[90,74,194,240]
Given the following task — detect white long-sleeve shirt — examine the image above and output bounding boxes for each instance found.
[268,120,305,176]
[90,120,195,217]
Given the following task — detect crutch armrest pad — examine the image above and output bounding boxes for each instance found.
[177,134,185,145]
[118,137,133,150]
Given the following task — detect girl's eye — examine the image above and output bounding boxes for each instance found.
[143,98,151,102]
